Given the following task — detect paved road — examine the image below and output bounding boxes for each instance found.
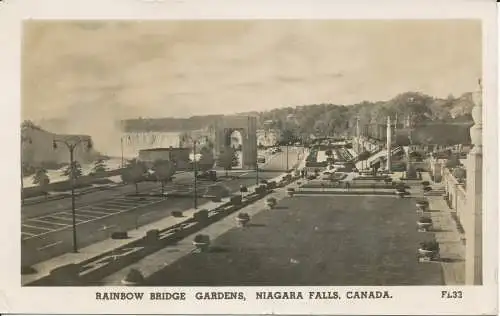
[21,148,303,266]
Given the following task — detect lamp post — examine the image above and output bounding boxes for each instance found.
[53,137,93,253]
[193,140,198,209]
[120,136,125,168]
[21,135,32,206]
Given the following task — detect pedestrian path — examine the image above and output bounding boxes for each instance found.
[419,171,465,285]
[426,196,465,285]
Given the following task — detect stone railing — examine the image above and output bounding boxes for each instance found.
[443,168,468,221]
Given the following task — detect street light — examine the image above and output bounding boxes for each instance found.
[53,137,93,253]
[193,140,198,209]
[21,135,32,206]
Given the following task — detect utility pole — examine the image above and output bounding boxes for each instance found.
[193,140,198,209]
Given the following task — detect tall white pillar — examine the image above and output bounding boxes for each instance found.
[465,80,483,285]
[356,117,361,153]
[386,116,392,172]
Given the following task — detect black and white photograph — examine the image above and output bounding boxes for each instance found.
[0,0,498,315]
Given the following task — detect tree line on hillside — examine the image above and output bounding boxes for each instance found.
[253,91,475,142]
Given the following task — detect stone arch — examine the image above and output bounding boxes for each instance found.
[214,116,257,169]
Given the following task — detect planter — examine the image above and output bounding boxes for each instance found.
[418,241,440,260]
[121,268,145,286]
[395,190,407,198]
[236,213,250,227]
[265,197,277,209]
[193,234,211,252]
[416,200,429,211]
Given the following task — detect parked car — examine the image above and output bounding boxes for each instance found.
[257,157,266,163]
[197,170,217,181]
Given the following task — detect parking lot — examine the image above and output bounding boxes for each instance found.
[21,179,219,241]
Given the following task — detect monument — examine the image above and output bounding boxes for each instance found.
[465,79,483,285]
[213,116,258,169]
[386,116,392,172]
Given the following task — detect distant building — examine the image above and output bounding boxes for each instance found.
[138,147,191,169]
[256,129,281,147]
[21,122,95,166]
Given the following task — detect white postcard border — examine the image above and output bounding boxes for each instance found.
[0,0,497,314]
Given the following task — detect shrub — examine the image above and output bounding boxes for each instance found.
[171,210,183,217]
[230,195,242,205]
[237,212,250,221]
[193,209,209,222]
[418,216,432,224]
[287,187,295,192]
[193,234,210,244]
[123,268,145,285]
[239,185,248,194]
[266,197,277,208]
[260,179,268,184]
[419,240,439,252]
[111,231,128,239]
[21,265,37,275]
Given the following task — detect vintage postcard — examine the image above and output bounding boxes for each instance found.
[0,0,498,314]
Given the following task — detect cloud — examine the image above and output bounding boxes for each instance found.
[22,20,481,125]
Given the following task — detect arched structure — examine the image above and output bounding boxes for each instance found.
[213,116,257,169]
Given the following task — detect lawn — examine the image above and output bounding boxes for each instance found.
[146,195,443,286]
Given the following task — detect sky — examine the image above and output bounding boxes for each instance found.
[22,19,481,125]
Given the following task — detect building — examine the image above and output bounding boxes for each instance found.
[21,122,95,166]
[138,147,191,169]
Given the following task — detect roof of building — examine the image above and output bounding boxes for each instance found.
[395,123,472,146]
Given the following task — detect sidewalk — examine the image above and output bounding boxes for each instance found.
[101,179,295,285]
[422,171,465,285]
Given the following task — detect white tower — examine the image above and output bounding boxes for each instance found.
[465,79,483,285]
[386,116,392,172]
[356,117,361,153]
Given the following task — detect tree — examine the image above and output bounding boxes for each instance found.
[32,168,50,198]
[120,159,147,194]
[217,147,238,176]
[452,167,466,182]
[198,146,215,172]
[152,159,176,196]
[91,158,107,175]
[62,161,83,180]
[325,149,333,157]
[445,154,461,169]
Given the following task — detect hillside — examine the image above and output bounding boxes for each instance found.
[121,91,475,140]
